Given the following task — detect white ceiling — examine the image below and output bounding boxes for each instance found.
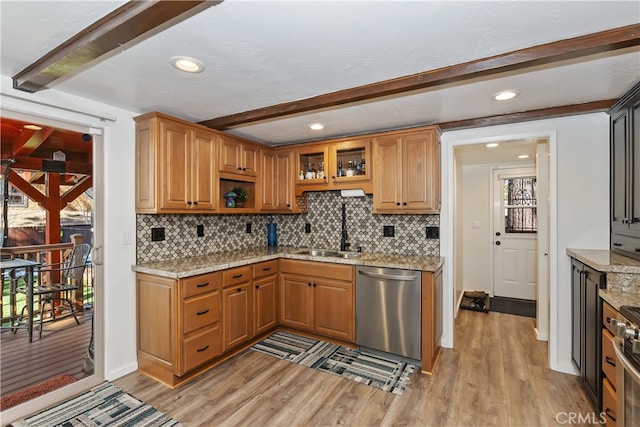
[1,0,639,146]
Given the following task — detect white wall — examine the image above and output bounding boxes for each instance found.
[460,164,491,294]
[441,113,610,373]
[1,76,139,381]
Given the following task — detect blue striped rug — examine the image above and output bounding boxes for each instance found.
[8,382,179,427]
[251,331,416,395]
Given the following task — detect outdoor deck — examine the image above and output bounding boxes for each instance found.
[0,310,92,398]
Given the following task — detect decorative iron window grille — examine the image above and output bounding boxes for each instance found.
[504,177,537,233]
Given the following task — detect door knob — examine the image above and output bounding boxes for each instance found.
[495,241,501,246]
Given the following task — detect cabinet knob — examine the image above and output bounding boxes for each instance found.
[237,288,242,292]
[193,201,198,205]
[242,168,247,171]
[403,202,407,206]
[187,201,192,205]
[287,204,291,208]
[396,202,400,206]
[308,283,312,287]
[255,285,259,289]
[237,167,242,171]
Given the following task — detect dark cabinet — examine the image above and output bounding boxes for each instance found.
[610,81,640,259]
[571,258,606,408]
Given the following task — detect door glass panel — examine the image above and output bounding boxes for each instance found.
[503,176,537,233]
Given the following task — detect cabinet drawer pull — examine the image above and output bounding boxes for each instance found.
[262,267,272,271]
[196,345,210,353]
[605,408,616,422]
[196,309,210,316]
[196,282,210,288]
[605,356,616,367]
[613,243,623,247]
[232,274,243,279]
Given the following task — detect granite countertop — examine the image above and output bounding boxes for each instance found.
[132,246,445,279]
[600,289,640,311]
[566,248,640,274]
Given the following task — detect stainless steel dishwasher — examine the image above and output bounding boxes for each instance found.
[356,266,421,361]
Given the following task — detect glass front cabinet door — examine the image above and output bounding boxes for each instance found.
[329,138,371,186]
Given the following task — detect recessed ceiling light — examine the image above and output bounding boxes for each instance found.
[492,90,519,101]
[170,56,204,73]
[518,154,530,159]
[23,124,42,130]
[308,123,325,131]
[486,143,499,148]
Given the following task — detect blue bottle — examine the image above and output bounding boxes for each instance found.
[267,223,277,247]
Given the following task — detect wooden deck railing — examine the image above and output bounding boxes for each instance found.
[1,234,93,324]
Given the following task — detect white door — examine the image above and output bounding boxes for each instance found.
[493,168,537,300]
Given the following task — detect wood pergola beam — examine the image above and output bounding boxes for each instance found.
[3,156,92,175]
[200,24,640,130]
[60,176,93,209]
[12,0,221,92]
[13,127,54,157]
[8,170,47,206]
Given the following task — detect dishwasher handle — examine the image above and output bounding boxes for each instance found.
[358,270,419,282]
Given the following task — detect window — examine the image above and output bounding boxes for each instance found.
[7,185,27,207]
[504,176,537,233]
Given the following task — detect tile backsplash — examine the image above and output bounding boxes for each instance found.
[136,191,439,263]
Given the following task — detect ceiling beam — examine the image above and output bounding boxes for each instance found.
[438,99,617,131]
[12,0,221,93]
[200,23,640,130]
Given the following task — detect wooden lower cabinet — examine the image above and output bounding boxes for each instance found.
[222,283,253,351]
[314,278,354,341]
[279,259,354,342]
[421,268,443,373]
[602,301,619,425]
[136,271,222,385]
[253,260,278,336]
[222,266,254,352]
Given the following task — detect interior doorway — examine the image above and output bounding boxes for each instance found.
[453,137,549,339]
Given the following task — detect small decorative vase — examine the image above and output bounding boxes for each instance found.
[223,191,238,208]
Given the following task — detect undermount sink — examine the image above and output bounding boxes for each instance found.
[295,249,360,259]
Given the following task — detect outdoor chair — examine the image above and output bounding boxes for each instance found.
[18,243,91,339]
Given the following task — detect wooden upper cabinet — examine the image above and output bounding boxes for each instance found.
[260,149,276,211]
[294,138,372,195]
[261,148,299,213]
[373,127,441,214]
[219,134,258,179]
[135,112,218,213]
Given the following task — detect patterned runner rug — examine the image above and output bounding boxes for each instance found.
[8,382,180,427]
[251,331,416,395]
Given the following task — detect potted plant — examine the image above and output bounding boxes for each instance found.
[232,187,249,207]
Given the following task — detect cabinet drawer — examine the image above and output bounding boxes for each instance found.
[181,324,222,374]
[253,260,278,279]
[280,259,353,282]
[602,329,617,387]
[183,291,220,335]
[222,265,251,288]
[611,232,640,257]
[182,272,221,299]
[602,377,617,426]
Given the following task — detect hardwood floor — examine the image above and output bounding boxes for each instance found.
[1,311,92,398]
[115,310,597,426]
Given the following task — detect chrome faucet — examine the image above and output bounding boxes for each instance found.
[340,203,350,251]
